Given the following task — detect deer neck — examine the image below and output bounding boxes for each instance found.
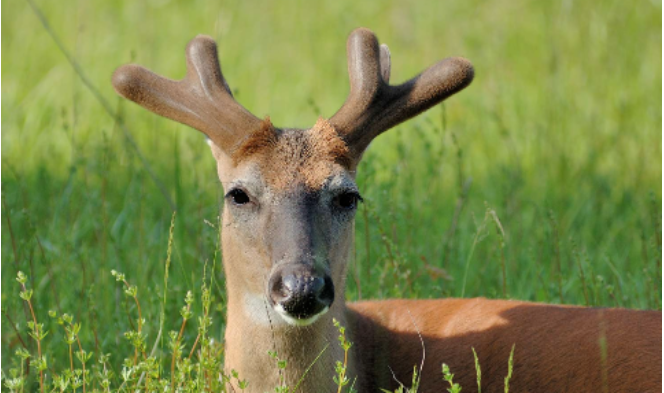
[221,233,355,392]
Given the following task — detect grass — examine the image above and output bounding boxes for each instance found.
[1,0,661,390]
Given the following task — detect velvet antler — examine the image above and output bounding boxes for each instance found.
[112,35,263,153]
[329,28,474,158]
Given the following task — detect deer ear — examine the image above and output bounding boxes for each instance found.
[207,137,236,189]
[207,138,227,162]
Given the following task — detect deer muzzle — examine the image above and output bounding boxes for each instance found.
[268,263,334,326]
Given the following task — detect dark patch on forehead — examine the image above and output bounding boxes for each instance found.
[232,118,352,190]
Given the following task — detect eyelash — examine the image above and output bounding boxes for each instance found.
[333,191,363,210]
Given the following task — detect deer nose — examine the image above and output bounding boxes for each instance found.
[269,267,334,321]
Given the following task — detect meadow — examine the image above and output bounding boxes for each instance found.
[1,0,661,391]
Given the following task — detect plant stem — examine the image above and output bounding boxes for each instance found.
[21,283,44,393]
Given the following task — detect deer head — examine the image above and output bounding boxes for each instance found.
[112,28,473,327]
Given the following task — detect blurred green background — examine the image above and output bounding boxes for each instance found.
[2,0,661,372]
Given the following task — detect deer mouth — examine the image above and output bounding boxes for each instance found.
[274,304,330,326]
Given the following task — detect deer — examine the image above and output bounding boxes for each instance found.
[112,28,661,393]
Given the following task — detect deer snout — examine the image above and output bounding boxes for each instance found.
[268,265,334,325]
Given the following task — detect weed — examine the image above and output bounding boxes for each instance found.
[333,318,357,393]
[442,363,462,393]
[472,347,481,393]
[504,345,515,393]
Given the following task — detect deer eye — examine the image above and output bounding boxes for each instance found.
[334,191,363,210]
[226,188,251,206]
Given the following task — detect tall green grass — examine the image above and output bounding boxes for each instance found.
[2,0,661,389]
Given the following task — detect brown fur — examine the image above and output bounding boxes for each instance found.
[233,118,352,190]
[347,299,661,393]
[232,117,280,164]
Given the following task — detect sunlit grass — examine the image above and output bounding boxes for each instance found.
[2,0,661,389]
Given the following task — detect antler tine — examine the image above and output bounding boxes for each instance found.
[112,35,262,154]
[379,44,391,83]
[329,28,474,158]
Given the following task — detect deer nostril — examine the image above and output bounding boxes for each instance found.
[280,275,298,297]
[318,276,334,307]
[270,275,286,299]
[310,276,325,296]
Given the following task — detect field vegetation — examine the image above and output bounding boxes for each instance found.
[2,0,661,391]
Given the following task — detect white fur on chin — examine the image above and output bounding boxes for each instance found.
[274,304,329,326]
